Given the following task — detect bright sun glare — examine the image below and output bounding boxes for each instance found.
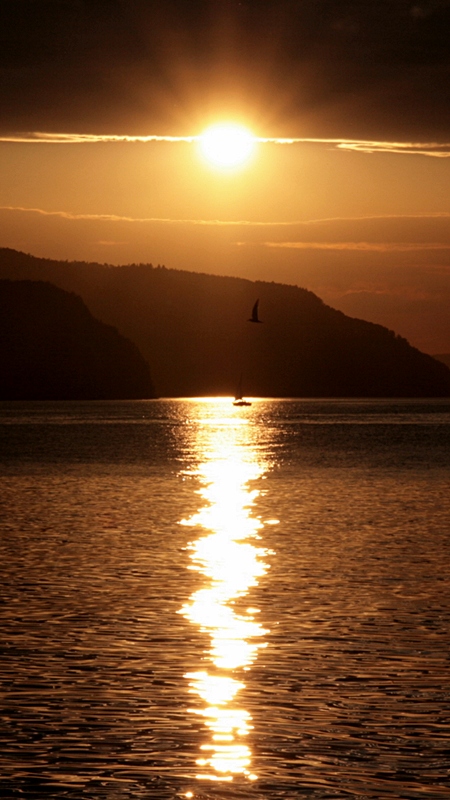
[199,124,255,168]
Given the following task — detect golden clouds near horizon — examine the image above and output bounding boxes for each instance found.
[199,124,256,169]
[178,401,274,784]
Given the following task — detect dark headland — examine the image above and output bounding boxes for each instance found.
[1,248,449,399]
[0,279,154,400]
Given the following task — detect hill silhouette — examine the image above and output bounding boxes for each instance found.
[0,248,449,398]
[0,279,155,400]
[434,354,450,370]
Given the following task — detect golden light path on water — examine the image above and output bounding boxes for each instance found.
[179,400,277,788]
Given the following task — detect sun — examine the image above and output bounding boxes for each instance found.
[199,124,255,169]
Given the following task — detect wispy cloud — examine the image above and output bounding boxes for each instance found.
[0,132,198,144]
[0,205,247,225]
[96,240,129,246]
[2,206,450,228]
[337,285,442,301]
[260,241,450,252]
[259,138,450,158]
[331,140,450,158]
[1,132,450,157]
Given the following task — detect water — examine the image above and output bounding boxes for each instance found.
[0,398,449,799]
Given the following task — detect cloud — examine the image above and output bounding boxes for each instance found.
[333,284,448,302]
[260,138,450,158]
[2,206,450,230]
[0,132,197,144]
[97,240,129,246]
[2,132,450,158]
[259,241,450,252]
[0,205,242,226]
[2,208,450,263]
[332,140,450,158]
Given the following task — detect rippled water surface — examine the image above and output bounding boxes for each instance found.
[1,398,449,799]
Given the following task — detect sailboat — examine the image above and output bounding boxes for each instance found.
[248,298,262,324]
[233,374,251,406]
[232,301,261,405]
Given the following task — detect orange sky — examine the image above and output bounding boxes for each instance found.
[1,1,449,354]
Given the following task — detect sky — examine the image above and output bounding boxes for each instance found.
[1,0,450,354]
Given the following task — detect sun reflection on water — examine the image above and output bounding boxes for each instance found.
[179,401,275,785]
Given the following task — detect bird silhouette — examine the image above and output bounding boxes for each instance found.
[248,299,262,323]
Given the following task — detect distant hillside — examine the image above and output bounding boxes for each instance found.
[0,248,449,398]
[433,354,450,370]
[0,280,155,400]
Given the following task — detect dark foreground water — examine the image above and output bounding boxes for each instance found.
[0,398,449,799]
